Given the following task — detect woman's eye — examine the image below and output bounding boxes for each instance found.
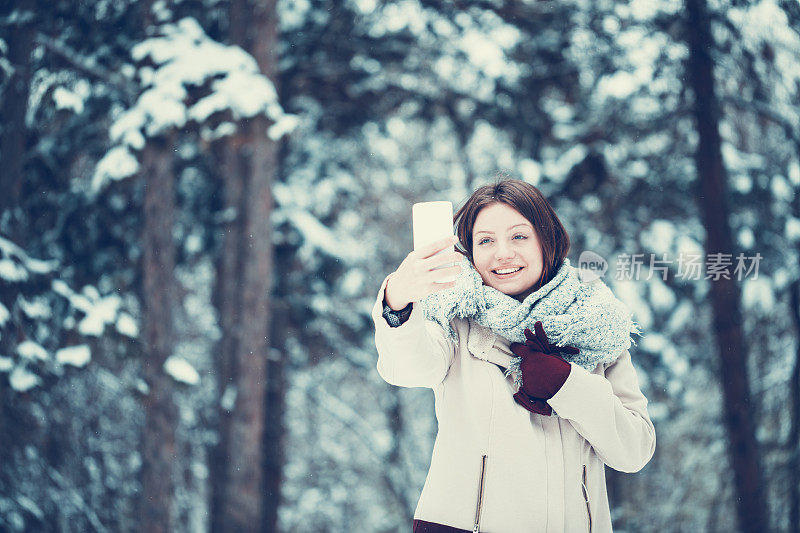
[477,238,491,245]
[514,234,528,240]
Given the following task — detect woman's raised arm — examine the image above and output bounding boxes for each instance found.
[372,235,461,388]
[373,274,457,388]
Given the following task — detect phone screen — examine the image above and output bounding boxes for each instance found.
[412,201,457,283]
[412,201,454,251]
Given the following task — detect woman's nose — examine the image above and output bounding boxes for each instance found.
[494,242,514,260]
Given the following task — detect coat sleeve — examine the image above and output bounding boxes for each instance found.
[547,349,656,473]
[372,273,457,388]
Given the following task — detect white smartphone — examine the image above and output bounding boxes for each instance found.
[412,201,458,283]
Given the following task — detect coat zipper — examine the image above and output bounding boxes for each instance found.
[473,454,487,533]
[581,464,592,533]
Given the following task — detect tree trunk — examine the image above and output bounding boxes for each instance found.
[211,0,279,529]
[604,468,622,529]
[0,4,37,506]
[139,136,178,532]
[263,297,288,532]
[789,281,800,530]
[209,126,247,533]
[684,0,769,530]
[216,119,275,529]
[385,388,416,519]
[0,0,36,217]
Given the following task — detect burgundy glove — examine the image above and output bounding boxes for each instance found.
[510,322,579,414]
[513,390,554,416]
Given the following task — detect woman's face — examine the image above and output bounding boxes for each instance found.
[471,202,544,301]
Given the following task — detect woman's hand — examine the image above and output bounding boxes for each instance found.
[384,235,462,311]
[510,321,579,399]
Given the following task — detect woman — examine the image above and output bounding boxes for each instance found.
[373,179,655,532]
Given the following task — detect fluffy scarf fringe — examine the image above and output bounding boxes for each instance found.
[419,256,641,373]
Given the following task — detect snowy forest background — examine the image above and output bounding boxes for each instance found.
[1,0,799,531]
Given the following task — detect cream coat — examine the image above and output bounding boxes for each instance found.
[373,274,656,532]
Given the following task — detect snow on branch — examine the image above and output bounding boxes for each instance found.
[0,234,135,393]
[91,17,298,194]
[0,235,58,281]
[35,33,137,102]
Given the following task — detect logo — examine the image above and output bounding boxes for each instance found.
[577,251,608,282]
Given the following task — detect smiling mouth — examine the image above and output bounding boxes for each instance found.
[492,267,523,276]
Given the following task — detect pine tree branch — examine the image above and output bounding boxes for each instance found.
[46,464,109,532]
[720,94,800,153]
[35,33,137,103]
[308,384,416,518]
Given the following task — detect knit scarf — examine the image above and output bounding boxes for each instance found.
[418,256,641,372]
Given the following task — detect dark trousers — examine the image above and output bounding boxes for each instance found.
[412,519,471,532]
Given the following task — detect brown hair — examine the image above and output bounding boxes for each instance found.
[454,178,570,291]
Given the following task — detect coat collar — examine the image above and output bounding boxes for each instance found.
[466,320,515,369]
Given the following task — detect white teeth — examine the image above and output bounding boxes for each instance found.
[495,267,522,274]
